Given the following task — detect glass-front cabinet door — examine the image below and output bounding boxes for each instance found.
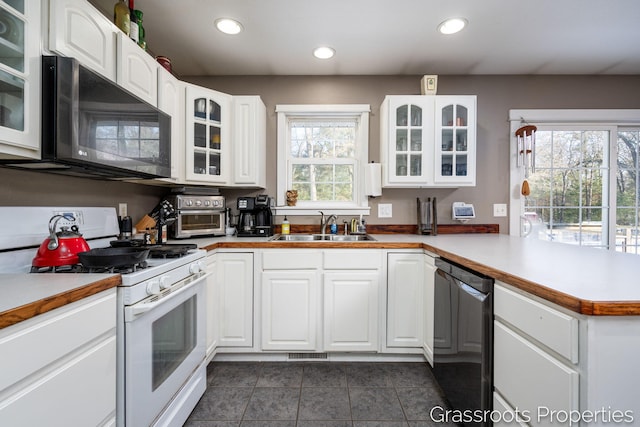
[185,84,231,183]
[434,96,476,186]
[0,0,40,158]
[381,96,434,186]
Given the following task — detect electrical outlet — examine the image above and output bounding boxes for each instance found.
[119,203,128,217]
[378,203,393,218]
[493,203,507,217]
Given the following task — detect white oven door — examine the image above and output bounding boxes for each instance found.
[124,272,208,427]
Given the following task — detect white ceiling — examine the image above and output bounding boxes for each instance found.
[89,0,640,77]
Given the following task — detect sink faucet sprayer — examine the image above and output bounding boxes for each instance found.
[319,211,337,235]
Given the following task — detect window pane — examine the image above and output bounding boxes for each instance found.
[291,163,354,202]
[290,120,356,159]
[287,115,361,204]
[526,129,609,249]
[615,130,640,254]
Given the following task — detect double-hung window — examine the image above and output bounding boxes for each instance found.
[509,110,640,254]
[275,105,371,215]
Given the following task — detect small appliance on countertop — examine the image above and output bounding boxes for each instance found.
[165,187,226,239]
[237,195,274,237]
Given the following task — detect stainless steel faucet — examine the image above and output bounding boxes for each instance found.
[319,211,337,234]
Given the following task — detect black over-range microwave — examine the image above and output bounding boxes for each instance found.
[1,55,171,179]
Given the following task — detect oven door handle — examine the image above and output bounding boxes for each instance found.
[125,271,211,321]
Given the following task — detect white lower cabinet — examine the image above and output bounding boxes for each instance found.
[422,253,437,365]
[216,252,254,347]
[260,249,380,353]
[494,282,580,426]
[262,270,320,350]
[0,288,117,426]
[324,270,379,352]
[387,252,424,348]
[205,252,219,359]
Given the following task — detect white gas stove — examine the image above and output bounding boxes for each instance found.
[0,207,208,427]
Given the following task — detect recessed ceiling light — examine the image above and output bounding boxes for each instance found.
[437,18,467,35]
[313,46,335,60]
[215,18,243,35]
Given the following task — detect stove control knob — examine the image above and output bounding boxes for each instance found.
[159,275,171,290]
[189,263,201,274]
[195,200,202,206]
[146,280,161,295]
[185,199,193,206]
[204,200,210,206]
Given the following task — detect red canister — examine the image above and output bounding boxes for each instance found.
[156,56,171,73]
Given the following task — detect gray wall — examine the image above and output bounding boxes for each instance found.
[185,74,640,233]
[2,74,639,232]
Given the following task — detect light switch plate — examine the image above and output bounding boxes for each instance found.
[493,203,507,217]
[378,203,393,218]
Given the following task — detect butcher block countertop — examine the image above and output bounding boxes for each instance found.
[0,274,120,329]
[190,233,640,316]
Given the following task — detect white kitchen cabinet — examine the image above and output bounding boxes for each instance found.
[0,0,40,159]
[494,282,580,426]
[386,252,424,348]
[433,96,477,185]
[216,252,253,347]
[185,83,231,184]
[157,66,185,183]
[380,96,434,186]
[262,270,320,351]
[231,96,266,188]
[261,250,321,351]
[48,0,116,81]
[116,32,158,106]
[205,252,219,360]
[380,95,476,187]
[323,250,381,352]
[260,249,380,353]
[422,253,437,365]
[0,288,117,426]
[323,271,379,352]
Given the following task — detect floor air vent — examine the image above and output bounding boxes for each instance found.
[288,353,328,360]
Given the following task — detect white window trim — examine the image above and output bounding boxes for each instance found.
[275,104,371,216]
[508,109,640,238]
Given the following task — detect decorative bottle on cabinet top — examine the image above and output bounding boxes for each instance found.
[128,0,139,43]
[135,10,146,50]
[114,0,130,36]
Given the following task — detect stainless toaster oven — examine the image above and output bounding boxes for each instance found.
[167,195,225,238]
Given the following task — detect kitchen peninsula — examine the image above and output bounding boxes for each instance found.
[2,233,639,426]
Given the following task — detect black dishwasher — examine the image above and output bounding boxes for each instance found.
[433,258,494,426]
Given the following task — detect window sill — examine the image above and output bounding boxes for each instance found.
[272,206,371,217]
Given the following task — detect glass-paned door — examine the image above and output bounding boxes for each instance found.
[438,104,468,178]
[0,1,26,132]
[524,129,610,249]
[186,85,230,183]
[393,103,424,178]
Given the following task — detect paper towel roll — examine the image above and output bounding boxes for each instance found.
[365,162,382,197]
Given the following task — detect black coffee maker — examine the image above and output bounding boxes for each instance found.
[237,195,273,237]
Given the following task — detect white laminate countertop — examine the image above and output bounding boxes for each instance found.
[0,273,120,329]
[2,233,639,325]
[0,274,118,313]
[186,233,640,315]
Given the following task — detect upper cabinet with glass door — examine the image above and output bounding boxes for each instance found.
[185,84,231,184]
[380,95,476,187]
[434,96,476,186]
[0,0,40,159]
[380,96,435,186]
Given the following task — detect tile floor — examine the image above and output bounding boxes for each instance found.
[184,361,457,427]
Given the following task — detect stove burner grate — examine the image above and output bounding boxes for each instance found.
[30,260,149,274]
[30,264,84,274]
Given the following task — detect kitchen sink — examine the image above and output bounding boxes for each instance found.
[270,234,375,242]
